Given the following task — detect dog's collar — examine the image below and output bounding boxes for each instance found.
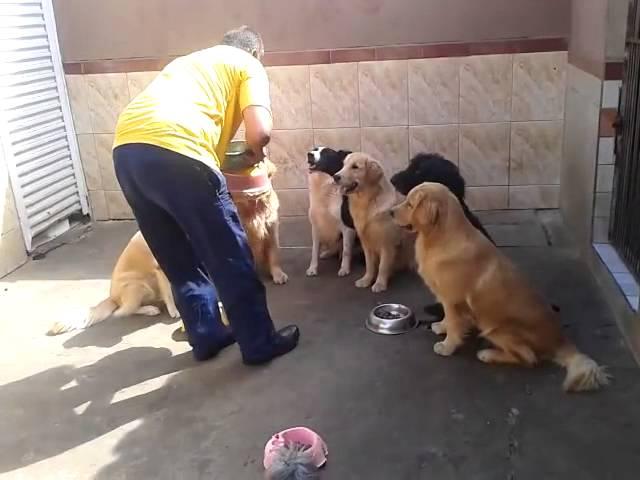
[223,171,272,195]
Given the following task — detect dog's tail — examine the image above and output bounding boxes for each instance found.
[266,443,319,480]
[553,342,610,392]
[46,297,118,336]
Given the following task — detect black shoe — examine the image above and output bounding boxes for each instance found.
[244,325,300,365]
[191,332,236,362]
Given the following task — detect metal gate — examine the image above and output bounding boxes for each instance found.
[0,0,89,251]
[611,0,640,279]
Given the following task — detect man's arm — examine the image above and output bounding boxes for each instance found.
[243,105,272,160]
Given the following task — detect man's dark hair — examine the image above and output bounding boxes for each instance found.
[221,26,264,60]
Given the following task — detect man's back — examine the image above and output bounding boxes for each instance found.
[113,45,271,169]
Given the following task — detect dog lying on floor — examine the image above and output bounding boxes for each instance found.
[47,158,285,335]
[47,231,180,335]
[334,152,414,292]
[306,147,357,277]
[391,183,610,392]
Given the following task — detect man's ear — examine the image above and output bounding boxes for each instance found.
[365,159,384,183]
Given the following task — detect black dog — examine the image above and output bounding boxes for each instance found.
[390,153,559,319]
[390,153,494,243]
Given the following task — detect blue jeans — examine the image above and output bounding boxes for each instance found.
[113,143,277,362]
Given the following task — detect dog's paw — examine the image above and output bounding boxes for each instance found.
[433,341,456,356]
[338,266,350,277]
[431,321,446,335]
[137,306,161,316]
[167,305,181,319]
[272,269,289,285]
[355,276,373,288]
[371,281,387,293]
[476,349,495,363]
[306,266,318,277]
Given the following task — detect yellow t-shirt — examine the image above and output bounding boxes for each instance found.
[113,45,271,171]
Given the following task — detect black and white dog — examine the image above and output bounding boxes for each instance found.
[306,147,358,277]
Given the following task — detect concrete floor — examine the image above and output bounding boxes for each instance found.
[1,214,639,480]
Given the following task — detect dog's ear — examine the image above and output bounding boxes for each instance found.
[364,159,384,183]
[413,192,443,229]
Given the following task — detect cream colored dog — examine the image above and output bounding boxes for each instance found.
[47,231,179,335]
[391,182,610,392]
[333,152,414,292]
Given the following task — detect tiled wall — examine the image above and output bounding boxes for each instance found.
[592,79,620,243]
[64,52,567,220]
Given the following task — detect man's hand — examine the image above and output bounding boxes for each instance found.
[243,105,272,157]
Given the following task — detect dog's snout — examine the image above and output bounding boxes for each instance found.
[390,209,395,217]
[333,174,341,183]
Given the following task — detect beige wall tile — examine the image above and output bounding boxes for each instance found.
[86,73,130,134]
[592,216,609,243]
[277,189,309,216]
[459,123,510,186]
[65,75,93,134]
[127,71,160,99]
[313,128,361,151]
[596,164,614,193]
[594,192,612,218]
[0,228,27,277]
[510,121,563,185]
[310,63,359,128]
[512,52,567,121]
[361,126,409,176]
[267,66,312,130]
[105,190,134,219]
[409,58,459,125]
[466,186,509,210]
[509,185,560,209]
[460,54,512,123]
[76,134,101,191]
[359,60,408,127]
[89,190,109,221]
[94,134,118,190]
[269,130,314,189]
[598,137,614,165]
[409,125,459,163]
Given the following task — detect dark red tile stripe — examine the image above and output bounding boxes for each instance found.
[63,37,568,74]
[605,62,623,81]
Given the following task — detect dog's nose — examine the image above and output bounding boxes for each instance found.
[390,210,395,217]
[333,174,341,183]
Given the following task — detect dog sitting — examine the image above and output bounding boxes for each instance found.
[391,183,609,392]
[47,231,180,335]
[306,147,357,277]
[226,157,288,284]
[390,153,493,241]
[334,152,414,292]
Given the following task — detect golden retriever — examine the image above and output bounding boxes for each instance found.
[334,152,414,292]
[229,158,288,285]
[47,231,180,335]
[391,182,610,392]
[47,159,284,335]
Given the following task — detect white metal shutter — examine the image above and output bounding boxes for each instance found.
[0,0,88,251]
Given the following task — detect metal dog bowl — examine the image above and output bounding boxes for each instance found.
[366,303,416,335]
[224,140,255,171]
